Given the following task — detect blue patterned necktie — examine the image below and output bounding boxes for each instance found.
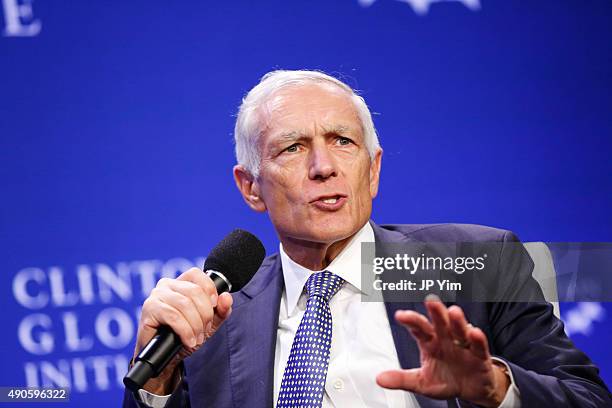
[277,270,345,408]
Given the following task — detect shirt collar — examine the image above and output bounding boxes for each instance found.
[279,221,375,316]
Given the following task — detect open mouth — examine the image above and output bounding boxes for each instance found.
[311,194,348,210]
[321,197,340,204]
[311,193,347,203]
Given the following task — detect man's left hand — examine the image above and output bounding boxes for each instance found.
[376,297,510,407]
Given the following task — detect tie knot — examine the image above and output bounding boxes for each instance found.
[305,271,344,303]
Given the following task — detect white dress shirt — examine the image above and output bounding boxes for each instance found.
[140,222,520,407]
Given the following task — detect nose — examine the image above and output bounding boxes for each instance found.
[308,143,337,180]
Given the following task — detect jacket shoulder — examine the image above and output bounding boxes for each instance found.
[378,223,519,242]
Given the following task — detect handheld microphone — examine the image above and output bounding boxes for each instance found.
[123,229,265,392]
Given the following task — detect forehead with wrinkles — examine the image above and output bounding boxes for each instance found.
[255,82,362,145]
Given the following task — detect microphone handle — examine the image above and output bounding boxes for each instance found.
[123,271,230,392]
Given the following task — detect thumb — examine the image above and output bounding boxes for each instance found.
[376,369,422,392]
[211,292,233,333]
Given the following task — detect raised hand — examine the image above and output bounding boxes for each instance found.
[376,297,510,407]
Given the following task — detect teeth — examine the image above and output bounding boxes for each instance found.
[323,198,338,204]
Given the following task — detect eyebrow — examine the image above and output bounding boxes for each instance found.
[274,125,352,141]
[264,131,306,155]
[324,125,351,135]
[275,131,304,143]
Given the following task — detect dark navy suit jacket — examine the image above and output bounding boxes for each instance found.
[123,222,612,407]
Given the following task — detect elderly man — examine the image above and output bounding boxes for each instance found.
[123,70,611,407]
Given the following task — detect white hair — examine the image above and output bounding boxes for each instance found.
[234,70,381,177]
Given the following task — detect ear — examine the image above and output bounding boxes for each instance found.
[233,165,267,212]
[369,148,383,199]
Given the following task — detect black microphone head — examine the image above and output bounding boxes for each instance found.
[203,229,265,292]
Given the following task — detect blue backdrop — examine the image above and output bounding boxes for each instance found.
[1,1,611,406]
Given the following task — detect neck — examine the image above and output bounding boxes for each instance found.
[280,233,356,271]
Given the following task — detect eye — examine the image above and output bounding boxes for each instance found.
[336,136,353,146]
[284,143,300,153]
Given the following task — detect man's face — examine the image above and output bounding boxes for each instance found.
[243,83,382,245]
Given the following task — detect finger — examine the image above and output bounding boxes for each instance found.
[176,268,219,306]
[211,292,234,333]
[425,297,451,342]
[140,298,198,348]
[448,305,470,344]
[467,326,490,360]
[155,288,205,343]
[376,369,422,392]
[395,310,434,344]
[164,279,215,337]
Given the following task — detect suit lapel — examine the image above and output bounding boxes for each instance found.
[225,255,284,408]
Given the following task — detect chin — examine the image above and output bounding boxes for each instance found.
[303,219,361,244]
